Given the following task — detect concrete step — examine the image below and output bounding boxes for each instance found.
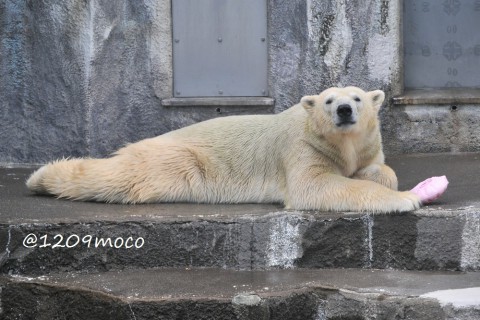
[1,153,480,274]
[2,205,480,275]
[2,267,480,320]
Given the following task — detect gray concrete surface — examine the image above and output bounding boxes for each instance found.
[2,267,480,319]
[0,153,479,319]
[1,153,479,275]
[1,153,479,223]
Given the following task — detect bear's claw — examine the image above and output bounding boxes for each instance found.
[410,176,449,204]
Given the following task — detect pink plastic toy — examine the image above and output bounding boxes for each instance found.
[410,176,449,204]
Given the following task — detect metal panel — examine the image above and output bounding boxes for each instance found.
[404,0,480,89]
[172,0,268,97]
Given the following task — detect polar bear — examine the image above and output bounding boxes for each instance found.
[27,87,422,213]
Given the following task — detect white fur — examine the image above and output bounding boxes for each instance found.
[26,87,421,213]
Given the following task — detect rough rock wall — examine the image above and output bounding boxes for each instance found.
[394,105,480,153]
[1,0,478,164]
[0,0,172,163]
[269,0,401,110]
[269,0,480,155]
[269,0,411,155]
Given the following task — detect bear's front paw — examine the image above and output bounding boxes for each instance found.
[410,176,449,204]
[397,191,422,212]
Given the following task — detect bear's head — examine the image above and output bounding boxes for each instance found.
[300,87,385,136]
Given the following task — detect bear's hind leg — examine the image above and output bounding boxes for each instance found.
[126,144,213,204]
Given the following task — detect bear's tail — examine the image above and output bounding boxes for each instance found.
[26,157,132,203]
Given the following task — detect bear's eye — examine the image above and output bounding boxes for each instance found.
[354,97,361,102]
[326,98,333,105]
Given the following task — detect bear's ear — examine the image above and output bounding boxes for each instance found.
[369,90,385,111]
[301,95,316,113]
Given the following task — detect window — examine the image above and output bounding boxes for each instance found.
[171,0,268,97]
[403,0,480,89]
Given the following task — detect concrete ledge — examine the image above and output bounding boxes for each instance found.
[1,153,480,274]
[160,97,275,118]
[2,268,480,320]
[1,209,480,275]
[2,153,480,319]
[393,88,480,105]
[161,97,275,107]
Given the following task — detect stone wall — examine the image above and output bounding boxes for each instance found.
[1,0,172,163]
[1,0,478,164]
[269,0,401,109]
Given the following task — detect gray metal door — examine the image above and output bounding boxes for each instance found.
[172,0,268,97]
[404,0,480,88]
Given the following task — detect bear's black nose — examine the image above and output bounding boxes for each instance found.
[337,104,352,118]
